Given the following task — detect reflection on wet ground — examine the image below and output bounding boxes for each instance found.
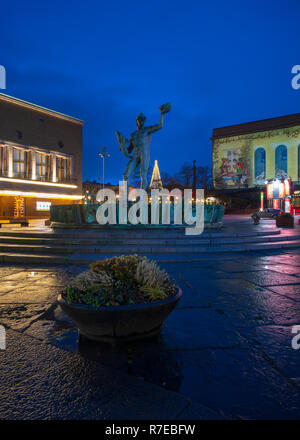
[1,248,300,419]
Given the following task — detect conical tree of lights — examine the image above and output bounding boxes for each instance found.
[150,160,163,189]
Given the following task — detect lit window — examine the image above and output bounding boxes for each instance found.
[36,153,47,179]
[56,156,71,182]
[0,145,8,176]
[13,149,27,177]
[36,201,51,211]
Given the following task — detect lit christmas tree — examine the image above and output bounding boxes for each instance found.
[150,160,163,189]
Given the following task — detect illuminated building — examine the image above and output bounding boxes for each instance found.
[212,113,300,190]
[265,178,291,212]
[0,93,83,220]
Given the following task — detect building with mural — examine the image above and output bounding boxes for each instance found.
[212,113,300,190]
[0,93,83,220]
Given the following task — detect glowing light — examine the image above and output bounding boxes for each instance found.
[150,160,163,189]
[0,190,82,199]
[260,191,264,211]
[284,179,290,196]
[273,199,279,209]
[267,183,273,199]
[0,177,77,188]
[279,182,285,198]
[36,201,51,211]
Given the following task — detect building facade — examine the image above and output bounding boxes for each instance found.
[212,113,300,190]
[0,93,83,220]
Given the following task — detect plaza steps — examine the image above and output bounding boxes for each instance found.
[0,228,299,263]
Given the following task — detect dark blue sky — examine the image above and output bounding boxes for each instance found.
[1,0,300,183]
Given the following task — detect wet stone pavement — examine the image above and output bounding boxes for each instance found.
[1,249,300,419]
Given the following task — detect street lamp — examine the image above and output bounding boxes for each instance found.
[99,146,110,190]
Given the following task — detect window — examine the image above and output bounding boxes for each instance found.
[275,145,288,178]
[254,147,265,184]
[13,148,27,177]
[281,149,287,160]
[36,153,47,179]
[56,156,71,181]
[36,153,52,181]
[0,145,8,175]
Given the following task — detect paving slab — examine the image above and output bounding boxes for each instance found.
[0,329,220,420]
[1,245,300,419]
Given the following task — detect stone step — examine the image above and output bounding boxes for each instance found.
[0,233,299,254]
[0,234,300,254]
[0,239,299,263]
[0,228,281,240]
[0,230,284,247]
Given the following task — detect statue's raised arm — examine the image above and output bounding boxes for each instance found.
[146,102,172,135]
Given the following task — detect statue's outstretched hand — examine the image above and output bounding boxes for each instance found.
[159,102,172,114]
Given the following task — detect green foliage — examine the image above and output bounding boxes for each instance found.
[141,285,168,302]
[91,254,145,282]
[135,259,170,288]
[63,255,177,308]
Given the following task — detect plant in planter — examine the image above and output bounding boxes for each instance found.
[58,255,182,343]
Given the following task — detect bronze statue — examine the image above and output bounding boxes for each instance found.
[116,103,171,190]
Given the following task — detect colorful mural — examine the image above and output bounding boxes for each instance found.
[212,125,300,189]
[215,147,248,187]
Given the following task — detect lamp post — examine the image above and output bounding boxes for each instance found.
[192,159,196,200]
[99,146,110,190]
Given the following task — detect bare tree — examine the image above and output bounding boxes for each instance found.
[160,171,181,186]
[175,162,193,186]
[196,166,212,189]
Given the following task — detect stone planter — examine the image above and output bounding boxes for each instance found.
[276,214,294,228]
[57,288,182,343]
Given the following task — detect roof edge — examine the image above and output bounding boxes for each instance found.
[212,113,300,140]
[0,92,84,125]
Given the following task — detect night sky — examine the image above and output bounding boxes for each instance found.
[1,0,300,183]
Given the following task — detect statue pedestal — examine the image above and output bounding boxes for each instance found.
[50,203,225,229]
